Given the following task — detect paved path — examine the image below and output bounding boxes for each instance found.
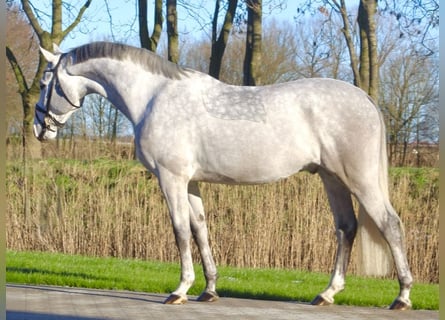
[6,284,438,320]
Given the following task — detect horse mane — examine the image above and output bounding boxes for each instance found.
[69,41,189,80]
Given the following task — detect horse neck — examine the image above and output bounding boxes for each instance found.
[72,58,170,126]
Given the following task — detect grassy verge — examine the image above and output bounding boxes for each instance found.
[6,250,438,310]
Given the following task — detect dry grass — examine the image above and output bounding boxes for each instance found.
[6,158,438,284]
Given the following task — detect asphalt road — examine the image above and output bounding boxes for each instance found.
[6,284,439,320]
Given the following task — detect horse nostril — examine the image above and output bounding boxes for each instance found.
[37,130,47,141]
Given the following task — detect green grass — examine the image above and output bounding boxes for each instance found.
[6,250,438,310]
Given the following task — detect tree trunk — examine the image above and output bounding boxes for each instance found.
[6,45,42,159]
[243,0,262,86]
[23,89,43,159]
[358,2,369,93]
[138,0,163,52]
[167,0,179,63]
[337,0,361,88]
[209,0,238,79]
[358,0,379,101]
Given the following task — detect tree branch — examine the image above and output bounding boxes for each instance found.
[337,0,361,88]
[211,0,220,45]
[6,46,28,95]
[21,0,44,38]
[139,0,150,48]
[62,0,92,39]
[151,0,163,50]
[167,0,179,63]
[209,0,238,78]
[139,0,163,52]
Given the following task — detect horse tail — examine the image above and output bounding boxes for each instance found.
[356,100,393,277]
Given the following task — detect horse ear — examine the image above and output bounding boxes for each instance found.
[39,46,58,63]
[52,43,63,54]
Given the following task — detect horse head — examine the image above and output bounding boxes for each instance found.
[34,44,84,141]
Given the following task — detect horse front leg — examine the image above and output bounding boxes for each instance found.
[158,170,195,305]
[312,172,357,306]
[188,182,219,302]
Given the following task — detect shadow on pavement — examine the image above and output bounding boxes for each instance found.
[7,311,106,320]
[7,284,165,304]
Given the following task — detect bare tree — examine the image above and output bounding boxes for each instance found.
[77,95,129,140]
[381,0,439,56]
[357,0,379,99]
[182,19,299,86]
[299,0,439,101]
[243,0,262,85]
[380,45,438,166]
[209,0,239,79]
[257,20,299,84]
[6,4,38,139]
[297,0,379,98]
[167,0,179,63]
[6,0,92,159]
[319,1,362,86]
[293,14,348,80]
[59,94,131,142]
[138,0,163,52]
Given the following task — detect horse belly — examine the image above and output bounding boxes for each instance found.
[193,124,317,184]
[193,157,304,184]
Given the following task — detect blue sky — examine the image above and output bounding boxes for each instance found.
[22,0,359,51]
[54,0,312,50]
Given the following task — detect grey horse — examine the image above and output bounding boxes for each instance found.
[34,42,412,309]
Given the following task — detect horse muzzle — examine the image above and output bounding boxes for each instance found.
[34,103,59,141]
[33,122,58,141]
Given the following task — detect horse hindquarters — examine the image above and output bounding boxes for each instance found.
[346,112,412,309]
[354,111,413,310]
[314,99,412,309]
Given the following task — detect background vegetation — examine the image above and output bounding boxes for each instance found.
[6,0,439,165]
[6,153,438,284]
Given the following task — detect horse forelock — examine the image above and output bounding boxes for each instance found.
[69,41,189,80]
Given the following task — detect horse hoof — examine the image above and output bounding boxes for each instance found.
[197,291,219,302]
[164,294,188,305]
[389,298,412,310]
[311,295,333,306]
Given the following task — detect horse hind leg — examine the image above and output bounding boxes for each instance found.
[355,186,413,310]
[311,171,357,306]
[382,211,413,310]
[188,182,219,302]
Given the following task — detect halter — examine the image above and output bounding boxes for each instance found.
[35,55,82,139]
